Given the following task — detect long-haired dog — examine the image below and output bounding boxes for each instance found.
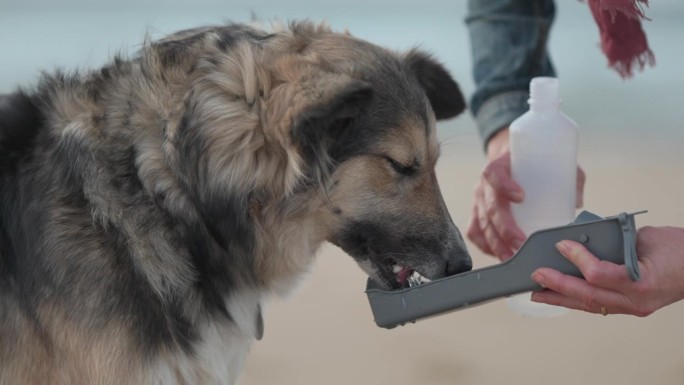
[0,21,471,384]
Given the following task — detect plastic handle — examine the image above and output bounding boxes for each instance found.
[619,212,642,281]
[364,211,646,329]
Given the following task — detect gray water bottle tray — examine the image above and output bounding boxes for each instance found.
[365,210,644,329]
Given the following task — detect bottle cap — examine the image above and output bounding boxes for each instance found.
[528,77,560,107]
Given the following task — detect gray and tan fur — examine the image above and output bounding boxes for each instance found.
[0,21,470,384]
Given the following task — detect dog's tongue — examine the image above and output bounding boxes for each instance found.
[396,267,413,285]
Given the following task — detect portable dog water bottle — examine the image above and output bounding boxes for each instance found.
[508,77,579,317]
[365,211,643,329]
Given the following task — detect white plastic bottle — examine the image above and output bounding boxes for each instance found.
[507,77,579,317]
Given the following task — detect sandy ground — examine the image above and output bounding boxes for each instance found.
[239,129,684,385]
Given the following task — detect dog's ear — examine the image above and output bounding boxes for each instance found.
[404,49,466,120]
[291,78,373,149]
[290,76,373,181]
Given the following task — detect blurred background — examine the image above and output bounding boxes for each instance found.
[2,1,683,384]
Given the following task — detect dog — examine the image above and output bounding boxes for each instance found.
[0,21,471,384]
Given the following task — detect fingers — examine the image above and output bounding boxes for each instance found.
[466,204,492,255]
[476,186,513,260]
[529,232,673,317]
[467,152,527,261]
[531,240,647,316]
[481,154,526,252]
[530,289,601,314]
[482,154,524,203]
[483,221,514,260]
[483,186,526,250]
[467,187,512,260]
[530,268,632,315]
[531,289,613,315]
[468,183,514,259]
[555,240,633,290]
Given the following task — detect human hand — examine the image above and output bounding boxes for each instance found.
[530,226,684,316]
[466,128,525,260]
[466,128,586,261]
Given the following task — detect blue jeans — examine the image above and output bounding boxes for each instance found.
[466,0,556,148]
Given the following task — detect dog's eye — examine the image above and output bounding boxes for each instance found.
[384,157,417,176]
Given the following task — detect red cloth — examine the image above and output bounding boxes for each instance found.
[587,0,655,78]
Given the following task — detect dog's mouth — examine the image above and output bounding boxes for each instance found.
[370,258,433,290]
[332,223,454,290]
[392,263,432,288]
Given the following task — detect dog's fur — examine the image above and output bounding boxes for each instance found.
[0,21,470,384]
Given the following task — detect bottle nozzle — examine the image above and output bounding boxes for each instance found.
[529,77,560,108]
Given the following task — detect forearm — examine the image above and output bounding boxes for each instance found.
[466,0,557,149]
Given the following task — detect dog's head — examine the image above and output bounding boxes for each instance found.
[278,30,471,289]
[163,23,471,289]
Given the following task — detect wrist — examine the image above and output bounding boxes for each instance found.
[486,127,510,161]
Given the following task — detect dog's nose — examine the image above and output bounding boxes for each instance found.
[442,223,471,276]
[446,255,472,276]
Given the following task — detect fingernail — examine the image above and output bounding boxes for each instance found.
[531,270,546,288]
[556,240,570,255]
[530,293,541,302]
[509,190,524,202]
